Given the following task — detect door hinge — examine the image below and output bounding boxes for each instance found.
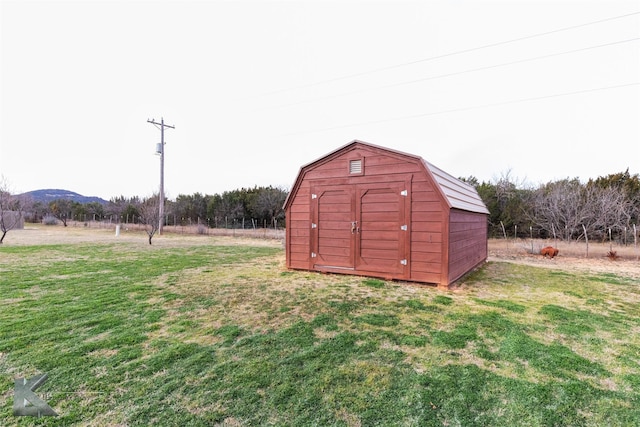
[400,225,407,231]
[400,259,407,265]
[311,194,317,199]
[311,252,317,258]
[400,190,408,196]
[311,223,317,229]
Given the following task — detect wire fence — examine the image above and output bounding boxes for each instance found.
[59,220,286,240]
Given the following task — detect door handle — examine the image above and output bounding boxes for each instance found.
[351,221,359,234]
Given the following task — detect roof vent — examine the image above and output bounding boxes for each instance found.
[349,159,362,174]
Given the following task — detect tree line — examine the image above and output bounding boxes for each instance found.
[2,170,639,245]
[470,169,640,243]
[23,186,289,229]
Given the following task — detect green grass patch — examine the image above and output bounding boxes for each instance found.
[432,323,478,349]
[362,278,386,288]
[1,238,639,425]
[433,295,453,305]
[474,298,526,313]
[355,313,400,327]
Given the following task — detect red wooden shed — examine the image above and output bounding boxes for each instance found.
[283,140,489,289]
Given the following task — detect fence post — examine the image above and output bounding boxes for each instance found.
[634,224,638,260]
[530,226,533,254]
[609,228,612,253]
[582,224,589,258]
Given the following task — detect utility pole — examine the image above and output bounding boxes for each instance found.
[147,117,175,235]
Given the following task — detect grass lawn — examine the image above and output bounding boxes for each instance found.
[1,232,639,426]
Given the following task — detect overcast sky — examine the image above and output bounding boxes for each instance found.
[1,0,638,200]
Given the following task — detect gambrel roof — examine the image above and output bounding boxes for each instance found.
[285,140,489,215]
[424,160,490,215]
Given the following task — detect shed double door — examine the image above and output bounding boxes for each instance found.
[310,181,409,277]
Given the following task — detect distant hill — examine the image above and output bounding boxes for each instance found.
[21,189,108,205]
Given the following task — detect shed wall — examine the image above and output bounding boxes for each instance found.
[447,209,488,283]
[286,182,311,269]
[408,173,446,284]
[286,146,447,284]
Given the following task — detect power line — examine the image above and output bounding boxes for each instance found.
[258,37,640,111]
[258,11,640,97]
[280,82,640,136]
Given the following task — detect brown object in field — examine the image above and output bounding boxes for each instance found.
[540,246,559,258]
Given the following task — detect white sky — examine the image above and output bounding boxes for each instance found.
[1,0,639,200]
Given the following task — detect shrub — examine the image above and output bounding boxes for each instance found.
[42,216,59,225]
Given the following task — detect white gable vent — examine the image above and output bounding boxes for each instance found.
[349,159,362,174]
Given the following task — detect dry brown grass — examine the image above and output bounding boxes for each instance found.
[7,226,638,281]
[488,238,640,281]
[490,237,638,259]
[7,224,282,248]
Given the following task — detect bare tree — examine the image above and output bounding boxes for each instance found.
[106,196,140,224]
[49,199,73,227]
[529,179,635,242]
[138,195,160,245]
[586,184,633,241]
[249,186,288,225]
[0,176,28,244]
[479,170,532,237]
[528,179,588,241]
[493,170,522,212]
